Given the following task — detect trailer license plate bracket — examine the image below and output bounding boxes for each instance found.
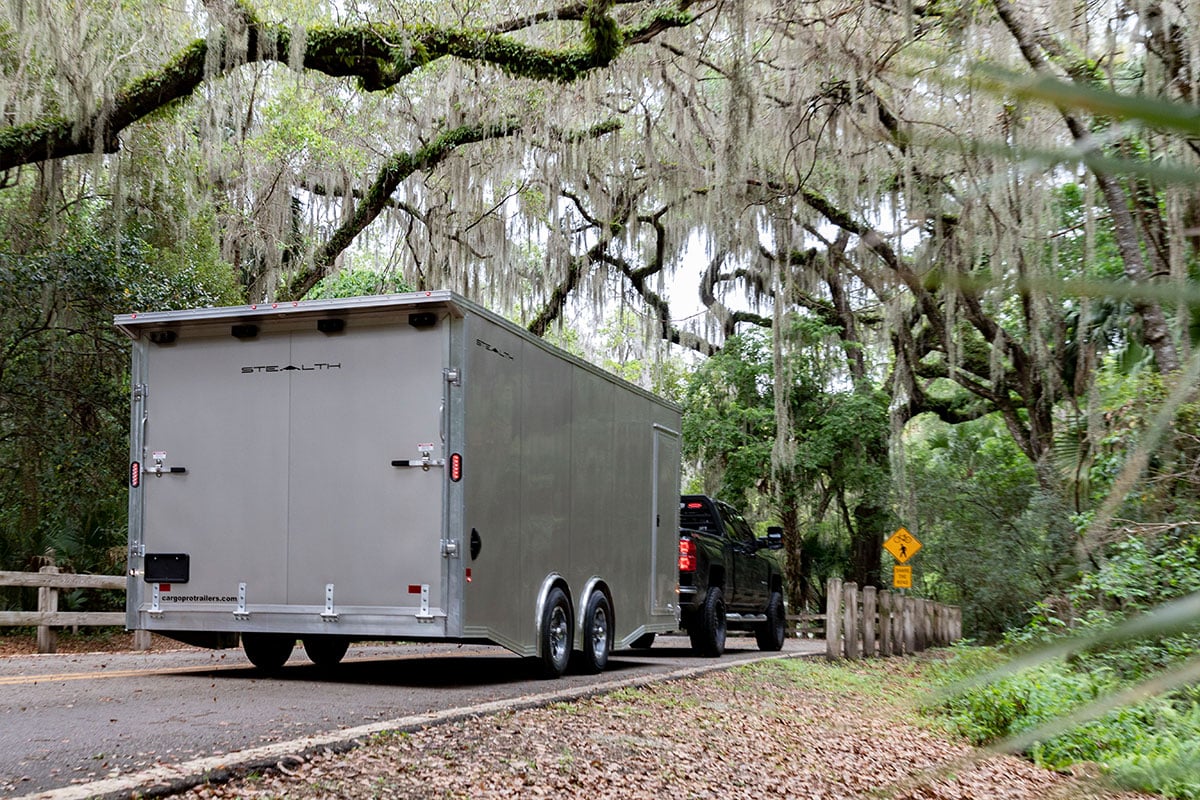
[144,553,190,583]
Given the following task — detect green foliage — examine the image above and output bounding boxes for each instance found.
[304,268,411,299]
[682,330,774,504]
[933,651,1200,798]
[905,415,1075,639]
[931,524,1200,798]
[0,194,236,589]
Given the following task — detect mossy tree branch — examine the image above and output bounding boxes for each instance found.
[0,0,694,173]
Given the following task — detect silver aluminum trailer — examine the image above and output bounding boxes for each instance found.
[116,291,681,677]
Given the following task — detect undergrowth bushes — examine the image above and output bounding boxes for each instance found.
[929,529,1200,798]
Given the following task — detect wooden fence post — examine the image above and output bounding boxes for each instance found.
[843,582,860,660]
[37,565,59,654]
[924,600,934,648]
[878,590,892,657]
[825,577,843,660]
[902,596,915,654]
[862,586,877,658]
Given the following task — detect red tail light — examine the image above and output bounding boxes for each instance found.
[678,537,697,573]
[130,461,141,488]
[450,453,462,482]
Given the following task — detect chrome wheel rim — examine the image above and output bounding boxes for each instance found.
[590,606,609,662]
[549,605,569,664]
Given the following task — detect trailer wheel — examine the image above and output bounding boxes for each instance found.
[574,592,612,674]
[302,635,350,668]
[755,591,786,652]
[538,587,573,679]
[241,633,295,672]
[690,587,726,657]
[630,632,656,649]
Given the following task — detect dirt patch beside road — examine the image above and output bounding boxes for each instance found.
[177,657,1147,800]
[0,629,192,657]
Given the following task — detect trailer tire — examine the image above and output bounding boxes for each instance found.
[630,632,656,649]
[538,587,573,679]
[573,592,613,674]
[690,587,726,657]
[302,635,350,668]
[755,591,786,652]
[242,633,294,672]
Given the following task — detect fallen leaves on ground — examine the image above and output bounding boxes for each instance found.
[179,659,1148,800]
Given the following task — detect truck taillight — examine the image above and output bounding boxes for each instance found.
[450,453,462,482]
[130,461,140,488]
[678,537,697,573]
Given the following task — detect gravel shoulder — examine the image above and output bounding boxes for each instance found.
[170,654,1149,800]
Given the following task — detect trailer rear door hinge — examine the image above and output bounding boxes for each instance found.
[441,539,459,558]
[321,583,338,621]
[415,584,433,621]
[234,582,249,619]
[444,368,460,386]
[133,384,147,401]
[149,583,163,617]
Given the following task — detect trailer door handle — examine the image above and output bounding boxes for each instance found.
[147,465,187,475]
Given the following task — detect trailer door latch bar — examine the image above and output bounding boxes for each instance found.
[391,450,444,471]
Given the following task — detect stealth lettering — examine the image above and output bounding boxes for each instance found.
[241,363,342,373]
[476,338,514,360]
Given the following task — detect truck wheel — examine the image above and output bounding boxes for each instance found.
[691,587,726,657]
[574,592,613,674]
[538,587,573,679]
[630,632,656,649]
[241,633,294,672]
[302,635,349,668]
[755,591,786,652]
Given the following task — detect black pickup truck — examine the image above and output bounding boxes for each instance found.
[676,494,786,656]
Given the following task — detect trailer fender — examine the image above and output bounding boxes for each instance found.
[533,573,573,660]
[575,577,613,649]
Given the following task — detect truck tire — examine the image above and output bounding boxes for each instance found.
[302,635,349,668]
[538,587,573,679]
[630,632,656,649]
[574,591,613,674]
[755,591,786,652]
[242,633,294,672]
[690,587,726,657]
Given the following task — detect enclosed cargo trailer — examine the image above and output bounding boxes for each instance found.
[116,291,681,677]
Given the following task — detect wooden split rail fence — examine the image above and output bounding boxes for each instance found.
[0,567,150,653]
[822,577,961,659]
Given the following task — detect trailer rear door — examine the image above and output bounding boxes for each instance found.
[137,318,449,623]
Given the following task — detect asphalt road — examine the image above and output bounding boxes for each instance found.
[1,635,824,798]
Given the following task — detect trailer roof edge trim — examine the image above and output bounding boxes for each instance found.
[113,290,459,333]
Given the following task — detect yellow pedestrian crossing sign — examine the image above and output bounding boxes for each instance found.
[884,527,921,563]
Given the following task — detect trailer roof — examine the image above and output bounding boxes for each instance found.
[113,290,682,413]
[113,290,461,334]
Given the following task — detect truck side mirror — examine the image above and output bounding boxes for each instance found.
[764,526,784,549]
